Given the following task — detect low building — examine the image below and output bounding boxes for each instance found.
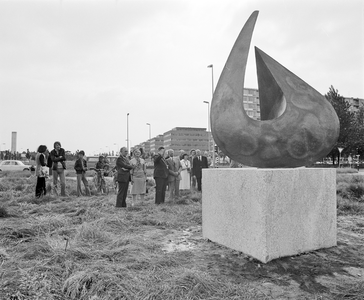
[163,127,209,153]
[149,135,164,154]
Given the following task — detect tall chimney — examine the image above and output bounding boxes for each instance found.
[11,132,17,154]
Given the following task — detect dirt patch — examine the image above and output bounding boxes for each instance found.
[161,227,199,252]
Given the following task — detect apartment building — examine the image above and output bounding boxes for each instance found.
[345,97,364,113]
[243,88,260,120]
[135,88,261,154]
[149,135,164,153]
[163,127,209,153]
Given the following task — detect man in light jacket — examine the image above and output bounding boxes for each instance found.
[166,149,182,201]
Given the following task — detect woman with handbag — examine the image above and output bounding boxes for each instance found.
[35,145,48,198]
[180,153,191,190]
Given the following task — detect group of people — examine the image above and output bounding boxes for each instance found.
[35,141,67,198]
[34,142,117,199]
[153,147,209,205]
[33,142,209,208]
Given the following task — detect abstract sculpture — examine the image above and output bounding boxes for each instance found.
[211,11,340,168]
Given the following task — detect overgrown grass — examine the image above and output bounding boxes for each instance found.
[336,167,358,174]
[0,205,9,217]
[0,171,363,299]
[336,174,364,215]
[333,281,364,300]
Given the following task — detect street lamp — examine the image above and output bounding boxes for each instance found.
[203,101,211,156]
[207,64,214,97]
[146,123,151,140]
[207,64,215,167]
[127,113,130,154]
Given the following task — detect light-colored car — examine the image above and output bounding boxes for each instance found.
[0,160,31,172]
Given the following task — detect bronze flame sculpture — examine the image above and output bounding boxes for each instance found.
[211,11,340,168]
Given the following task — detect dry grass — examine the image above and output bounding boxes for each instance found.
[336,174,364,215]
[336,168,358,174]
[0,171,363,299]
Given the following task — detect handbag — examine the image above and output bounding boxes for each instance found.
[40,166,49,178]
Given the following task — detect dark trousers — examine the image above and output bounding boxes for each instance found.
[35,176,46,198]
[155,177,167,204]
[116,181,129,207]
[196,176,202,191]
[76,173,90,196]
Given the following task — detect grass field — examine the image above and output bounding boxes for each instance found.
[0,169,363,300]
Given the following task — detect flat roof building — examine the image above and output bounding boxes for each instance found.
[243,88,260,120]
[135,88,261,155]
[163,127,209,153]
[345,97,364,113]
[149,135,164,154]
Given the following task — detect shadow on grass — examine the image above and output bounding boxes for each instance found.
[206,233,363,298]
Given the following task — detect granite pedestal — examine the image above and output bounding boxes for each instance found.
[202,168,336,263]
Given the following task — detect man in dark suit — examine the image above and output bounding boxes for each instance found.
[116,147,134,207]
[192,149,208,191]
[166,149,182,201]
[153,147,169,204]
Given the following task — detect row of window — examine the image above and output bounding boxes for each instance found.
[165,133,207,137]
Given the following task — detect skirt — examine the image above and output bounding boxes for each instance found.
[131,177,146,195]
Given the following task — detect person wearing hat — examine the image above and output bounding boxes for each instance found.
[50,141,67,196]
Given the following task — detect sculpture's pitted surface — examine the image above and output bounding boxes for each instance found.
[211,11,340,168]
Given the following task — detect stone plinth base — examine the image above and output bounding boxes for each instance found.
[202,168,336,263]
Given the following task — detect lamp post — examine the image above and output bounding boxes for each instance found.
[207,64,214,97]
[203,101,211,156]
[146,123,151,140]
[207,64,215,167]
[127,113,130,154]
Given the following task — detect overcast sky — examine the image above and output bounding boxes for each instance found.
[1,0,363,155]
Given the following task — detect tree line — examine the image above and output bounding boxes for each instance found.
[325,85,364,164]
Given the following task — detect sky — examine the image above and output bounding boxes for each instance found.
[0,0,363,155]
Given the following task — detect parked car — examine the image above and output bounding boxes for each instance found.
[0,160,31,172]
[86,156,118,170]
